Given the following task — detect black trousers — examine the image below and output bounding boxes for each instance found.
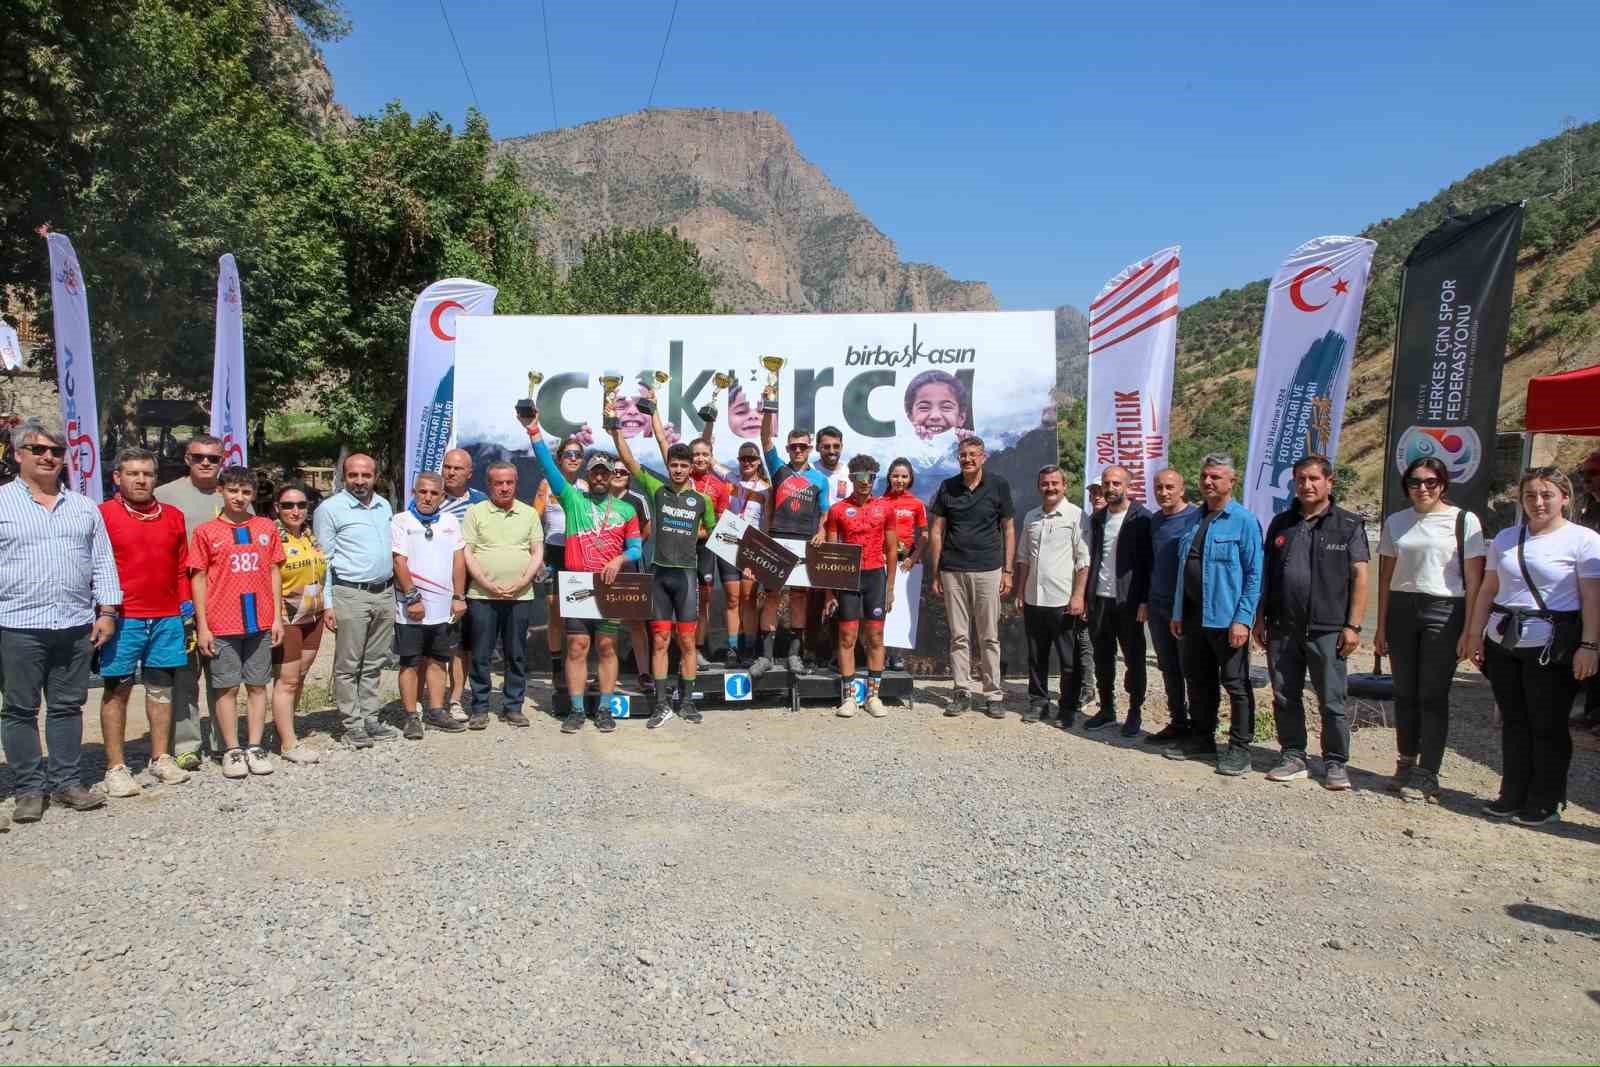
[1023,604,1081,712]
[1387,592,1465,773]
[1147,607,1187,725]
[1089,595,1146,716]
[1483,640,1578,811]
[1183,624,1254,748]
[466,599,534,712]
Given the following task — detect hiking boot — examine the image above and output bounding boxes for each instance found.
[12,794,44,823]
[1054,707,1077,730]
[1164,737,1218,762]
[595,708,617,733]
[424,707,466,733]
[561,709,587,734]
[1083,709,1117,731]
[1481,795,1519,819]
[344,725,375,749]
[50,784,106,811]
[836,693,857,718]
[222,748,249,779]
[466,712,490,731]
[246,747,274,775]
[103,764,143,798]
[985,701,1006,720]
[402,714,425,741]
[149,754,191,784]
[646,703,675,729]
[448,701,468,723]
[786,653,806,676]
[943,691,970,717]
[748,656,775,678]
[1119,716,1143,739]
[1513,806,1561,827]
[1215,744,1251,777]
[174,751,202,772]
[364,717,400,742]
[1322,762,1351,791]
[681,700,703,724]
[722,647,740,670]
[1387,757,1416,794]
[864,694,888,718]
[1398,767,1438,803]
[280,744,321,765]
[1021,702,1044,724]
[1266,754,1309,783]
[1147,722,1189,745]
[501,709,531,728]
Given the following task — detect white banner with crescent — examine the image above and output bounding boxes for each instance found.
[45,233,104,502]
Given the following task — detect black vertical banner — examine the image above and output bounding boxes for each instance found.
[1381,203,1524,522]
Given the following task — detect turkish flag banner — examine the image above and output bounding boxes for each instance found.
[404,278,497,507]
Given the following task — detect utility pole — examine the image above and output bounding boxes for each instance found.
[1559,115,1577,199]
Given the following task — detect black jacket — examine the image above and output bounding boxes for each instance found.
[1261,497,1368,633]
[1086,501,1154,608]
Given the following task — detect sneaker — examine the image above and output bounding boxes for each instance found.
[344,726,375,750]
[943,692,970,718]
[1215,745,1251,777]
[448,701,468,723]
[723,648,740,670]
[12,794,44,823]
[748,656,775,678]
[364,717,400,742]
[646,704,675,729]
[561,709,587,734]
[1512,806,1561,827]
[595,708,617,733]
[1387,758,1416,794]
[836,694,857,718]
[1481,796,1519,819]
[1147,722,1189,745]
[280,744,321,765]
[1398,767,1438,803]
[1164,737,1218,762]
[501,710,531,728]
[402,714,424,741]
[49,784,106,811]
[786,653,806,675]
[222,748,249,779]
[246,747,274,775]
[1119,717,1143,739]
[174,751,203,772]
[466,712,490,731]
[1021,702,1044,725]
[984,701,1006,720]
[864,694,888,718]
[696,650,714,671]
[103,764,143,798]
[1266,754,1309,782]
[1322,762,1351,791]
[424,707,466,733]
[1083,709,1117,731]
[149,754,191,784]
[681,700,703,724]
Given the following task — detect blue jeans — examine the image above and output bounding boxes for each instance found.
[1,625,93,796]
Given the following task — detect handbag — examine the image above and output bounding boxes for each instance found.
[1496,524,1584,666]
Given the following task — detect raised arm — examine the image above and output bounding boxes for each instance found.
[610,420,644,481]
[647,387,672,468]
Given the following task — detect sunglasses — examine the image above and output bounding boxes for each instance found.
[188,454,223,465]
[787,443,810,451]
[21,444,67,458]
[1403,477,1442,490]
[739,454,761,462]
[558,449,583,460]
[278,500,309,510]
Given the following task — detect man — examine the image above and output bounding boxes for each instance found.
[1084,465,1154,736]
[682,435,730,672]
[1143,468,1201,745]
[154,433,237,769]
[823,454,898,718]
[524,410,641,735]
[312,452,397,748]
[608,461,656,697]
[190,466,285,779]
[439,448,487,722]
[812,426,851,508]
[1014,465,1089,725]
[930,436,1015,719]
[612,398,716,728]
[461,461,544,729]
[98,448,193,796]
[1166,453,1263,777]
[1254,455,1369,791]
[393,472,470,739]
[752,413,831,677]
[0,417,119,821]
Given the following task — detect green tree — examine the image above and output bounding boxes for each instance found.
[562,227,723,314]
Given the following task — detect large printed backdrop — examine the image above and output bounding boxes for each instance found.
[454,311,1056,671]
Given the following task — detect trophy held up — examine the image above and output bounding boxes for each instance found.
[759,355,786,415]
[634,371,670,416]
[698,370,735,424]
[515,371,545,420]
[599,372,624,432]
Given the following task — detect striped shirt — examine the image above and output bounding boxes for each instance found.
[0,479,122,628]
[440,487,486,522]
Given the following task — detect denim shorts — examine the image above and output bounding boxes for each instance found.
[99,615,188,678]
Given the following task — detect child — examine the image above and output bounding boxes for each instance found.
[190,465,285,779]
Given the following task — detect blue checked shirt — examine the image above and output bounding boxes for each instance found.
[0,480,123,628]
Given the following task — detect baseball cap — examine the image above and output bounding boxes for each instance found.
[585,452,616,474]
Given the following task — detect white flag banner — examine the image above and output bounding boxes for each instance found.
[1083,246,1180,505]
[0,322,20,371]
[45,233,104,502]
[404,278,497,505]
[210,253,248,467]
[1243,235,1377,530]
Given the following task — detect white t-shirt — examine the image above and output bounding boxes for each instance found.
[1378,505,1486,598]
[1095,507,1128,598]
[1484,521,1600,647]
[390,511,463,625]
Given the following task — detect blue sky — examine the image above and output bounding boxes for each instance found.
[322,0,1600,310]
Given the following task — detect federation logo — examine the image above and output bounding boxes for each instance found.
[1394,426,1481,485]
[258,532,270,546]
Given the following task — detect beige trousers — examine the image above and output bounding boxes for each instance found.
[944,569,1003,701]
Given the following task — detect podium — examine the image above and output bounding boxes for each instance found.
[550,665,915,717]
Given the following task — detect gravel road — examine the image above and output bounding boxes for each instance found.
[2,660,1598,1064]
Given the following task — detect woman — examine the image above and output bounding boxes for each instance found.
[725,442,770,663]
[1465,467,1600,826]
[880,458,927,672]
[1374,456,1486,801]
[270,481,327,765]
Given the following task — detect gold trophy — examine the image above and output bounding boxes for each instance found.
[634,370,670,416]
[515,371,545,419]
[599,372,624,431]
[699,370,735,423]
[758,355,786,414]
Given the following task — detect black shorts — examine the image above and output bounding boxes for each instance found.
[652,566,700,623]
[836,567,888,624]
[696,542,740,586]
[545,543,566,574]
[394,622,457,665]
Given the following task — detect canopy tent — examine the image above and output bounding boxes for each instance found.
[1525,363,1600,436]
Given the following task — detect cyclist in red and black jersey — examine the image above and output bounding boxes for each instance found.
[749,407,831,678]
[824,455,897,718]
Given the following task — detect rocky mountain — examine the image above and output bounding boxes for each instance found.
[494,109,999,315]
[1055,305,1090,397]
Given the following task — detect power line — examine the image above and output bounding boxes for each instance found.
[646,0,681,110]
[541,0,560,129]
[436,0,481,113]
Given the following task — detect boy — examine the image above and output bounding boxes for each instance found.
[190,466,284,779]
